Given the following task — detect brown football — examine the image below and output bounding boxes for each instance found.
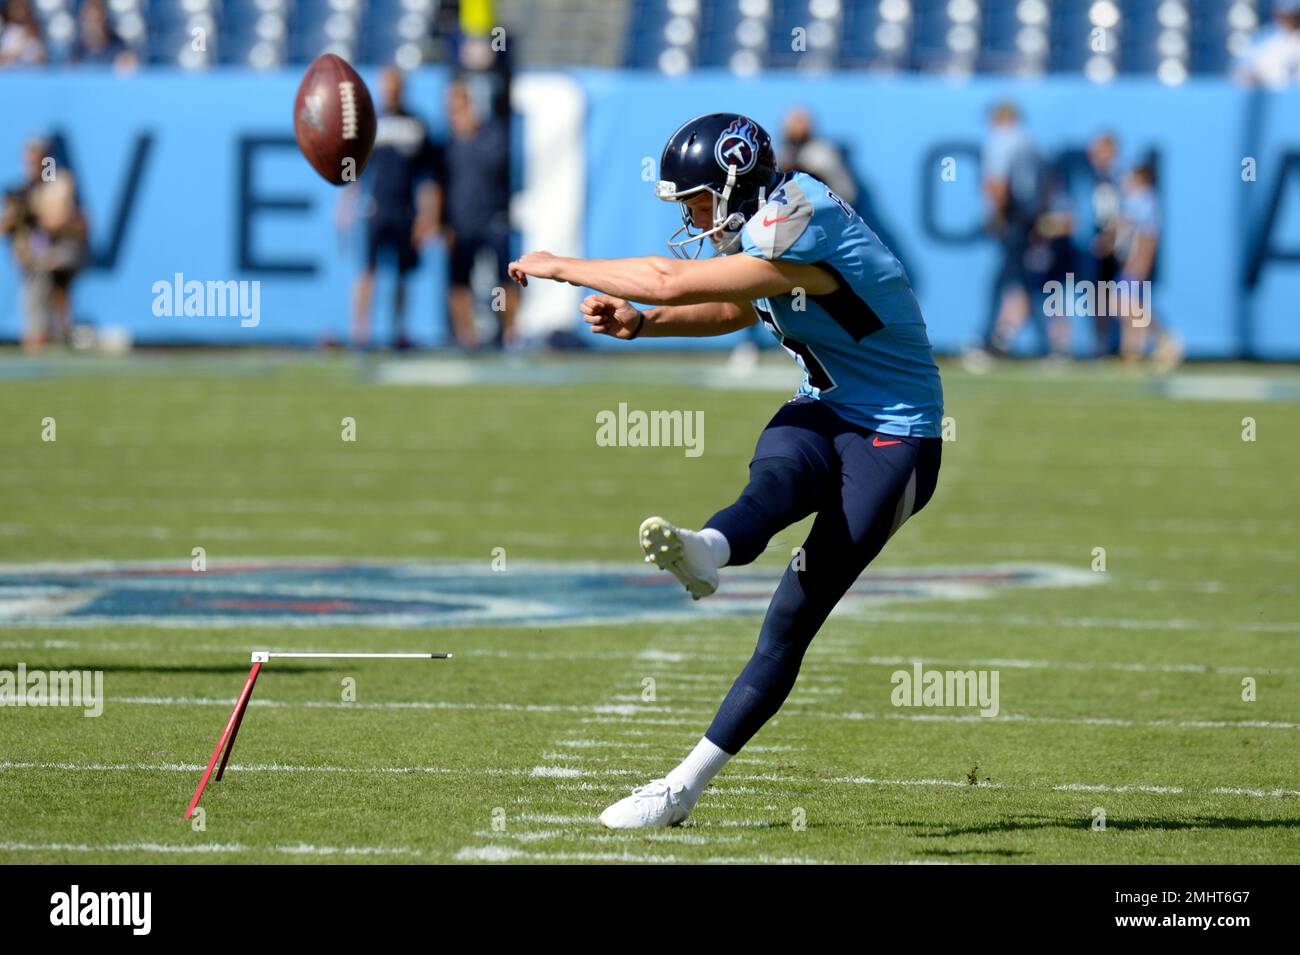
[293,53,377,186]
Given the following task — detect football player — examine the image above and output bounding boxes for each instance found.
[508,113,945,828]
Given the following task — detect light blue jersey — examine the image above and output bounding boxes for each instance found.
[739,172,944,437]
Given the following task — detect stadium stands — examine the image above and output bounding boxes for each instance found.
[14,0,1273,76]
[635,0,1265,80]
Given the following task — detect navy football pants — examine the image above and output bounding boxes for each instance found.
[702,397,942,754]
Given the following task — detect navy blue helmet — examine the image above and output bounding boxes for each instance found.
[655,113,783,257]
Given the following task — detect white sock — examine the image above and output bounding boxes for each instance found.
[664,737,732,802]
[682,527,731,569]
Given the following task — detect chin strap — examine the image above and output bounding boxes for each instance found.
[660,165,747,259]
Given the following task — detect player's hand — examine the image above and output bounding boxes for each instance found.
[508,250,564,287]
[581,293,643,340]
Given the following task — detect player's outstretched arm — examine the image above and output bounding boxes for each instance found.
[507,250,836,305]
[581,293,754,340]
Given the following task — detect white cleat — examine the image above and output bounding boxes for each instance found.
[599,779,693,829]
[639,516,718,600]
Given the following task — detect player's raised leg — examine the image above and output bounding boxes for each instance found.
[639,517,726,600]
[603,429,941,829]
[639,398,837,600]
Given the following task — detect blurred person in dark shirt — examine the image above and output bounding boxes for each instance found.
[778,106,857,206]
[2,138,88,351]
[69,0,138,70]
[1022,160,1075,359]
[712,105,865,370]
[1085,132,1123,356]
[443,79,515,349]
[725,106,859,370]
[980,101,1043,355]
[343,67,442,350]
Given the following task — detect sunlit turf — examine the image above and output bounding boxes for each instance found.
[1,351,1297,863]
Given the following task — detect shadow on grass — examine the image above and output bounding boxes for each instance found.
[911,814,1300,839]
[917,846,1032,859]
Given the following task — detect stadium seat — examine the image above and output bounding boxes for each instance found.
[1190,0,1255,75]
[370,0,438,65]
[1050,0,1111,79]
[911,0,980,75]
[696,0,757,73]
[979,0,1051,75]
[624,0,699,73]
[291,0,362,64]
[767,0,843,73]
[839,0,910,71]
[218,0,290,67]
[31,0,1275,75]
[1122,0,1193,82]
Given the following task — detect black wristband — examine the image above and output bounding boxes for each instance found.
[628,312,646,340]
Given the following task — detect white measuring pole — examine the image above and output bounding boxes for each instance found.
[250,651,452,662]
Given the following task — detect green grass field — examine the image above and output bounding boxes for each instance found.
[1,350,1297,864]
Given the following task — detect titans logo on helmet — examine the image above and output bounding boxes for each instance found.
[713,117,760,175]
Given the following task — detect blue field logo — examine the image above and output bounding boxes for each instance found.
[0,560,1100,629]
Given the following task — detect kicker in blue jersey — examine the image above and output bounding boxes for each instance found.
[507,112,946,831]
[740,172,945,438]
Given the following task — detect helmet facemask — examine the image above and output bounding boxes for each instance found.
[655,113,782,259]
[656,165,748,259]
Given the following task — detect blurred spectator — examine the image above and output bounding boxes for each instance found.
[1023,161,1075,359]
[730,105,882,371]
[1,138,88,352]
[980,101,1043,355]
[1234,0,1300,89]
[443,79,515,349]
[778,106,857,205]
[1114,161,1181,369]
[1085,132,1123,356]
[343,67,442,351]
[780,104,922,295]
[70,0,138,71]
[729,108,853,370]
[0,0,46,67]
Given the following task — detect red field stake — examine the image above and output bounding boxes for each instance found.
[182,650,450,819]
[184,660,263,820]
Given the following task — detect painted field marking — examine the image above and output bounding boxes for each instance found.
[452,846,821,864]
[2,760,1292,799]
[469,828,747,847]
[7,638,1296,677]
[0,841,430,859]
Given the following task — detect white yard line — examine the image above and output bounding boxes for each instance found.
[0,841,430,858]
[567,706,1300,732]
[110,696,664,717]
[0,759,507,776]
[452,846,821,864]
[852,654,1299,676]
[3,760,1289,799]
[538,751,769,767]
[840,610,1300,635]
[1210,786,1300,798]
[669,672,847,684]
[469,829,748,846]
[10,640,1296,677]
